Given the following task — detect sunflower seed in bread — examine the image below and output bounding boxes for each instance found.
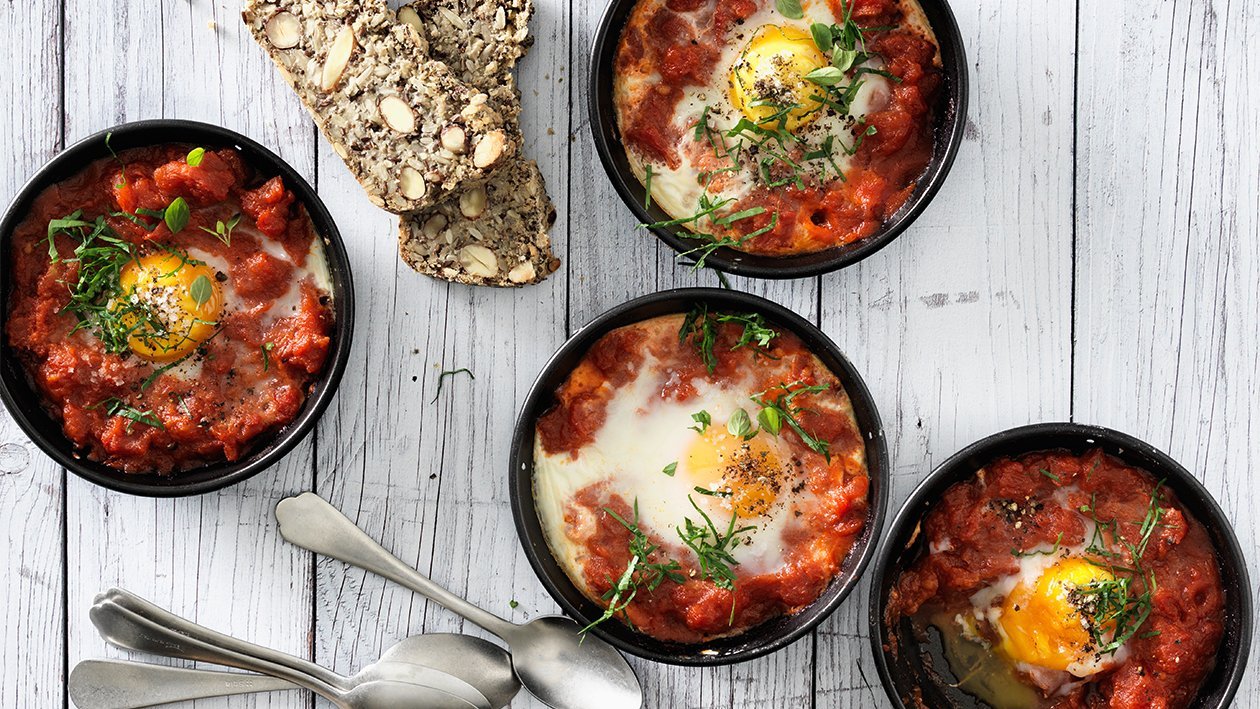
[242,0,518,213]
[397,0,534,92]
[399,159,558,287]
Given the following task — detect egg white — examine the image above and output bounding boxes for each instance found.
[533,353,811,598]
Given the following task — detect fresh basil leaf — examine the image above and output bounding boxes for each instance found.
[662,461,678,477]
[832,47,860,72]
[810,22,834,52]
[775,0,804,20]
[727,408,755,440]
[806,67,846,86]
[189,274,214,306]
[165,197,191,234]
[758,407,783,436]
[690,410,712,433]
[186,147,206,167]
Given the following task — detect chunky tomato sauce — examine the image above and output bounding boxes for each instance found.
[536,314,869,643]
[614,0,942,256]
[6,145,334,474]
[886,451,1225,708]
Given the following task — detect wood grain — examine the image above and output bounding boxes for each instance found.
[0,0,1255,706]
[1075,0,1260,702]
[0,0,65,706]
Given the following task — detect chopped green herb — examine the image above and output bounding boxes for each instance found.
[805,67,847,86]
[692,486,731,498]
[186,147,206,167]
[581,501,685,635]
[261,341,276,372]
[643,164,654,210]
[662,461,678,477]
[757,407,782,436]
[678,304,779,374]
[1012,532,1064,558]
[1040,467,1061,482]
[676,496,758,624]
[750,382,833,460]
[89,397,164,432]
[689,410,712,434]
[430,367,475,403]
[105,132,127,187]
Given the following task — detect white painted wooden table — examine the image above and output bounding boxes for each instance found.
[1,1,1256,707]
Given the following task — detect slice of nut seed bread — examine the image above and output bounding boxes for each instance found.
[398,0,534,92]
[242,0,517,213]
[393,1,558,287]
[399,159,558,286]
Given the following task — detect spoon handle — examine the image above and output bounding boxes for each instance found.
[276,492,517,639]
[90,594,349,708]
[69,659,297,709]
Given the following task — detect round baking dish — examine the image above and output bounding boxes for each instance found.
[509,287,888,665]
[869,423,1252,708]
[0,120,355,497]
[588,0,969,279]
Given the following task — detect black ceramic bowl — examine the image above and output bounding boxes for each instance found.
[509,287,888,664]
[589,0,969,279]
[0,120,355,497]
[870,423,1253,708]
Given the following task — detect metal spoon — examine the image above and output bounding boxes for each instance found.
[91,590,494,709]
[94,588,519,709]
[70,659,294,709]
[275,492,644,709]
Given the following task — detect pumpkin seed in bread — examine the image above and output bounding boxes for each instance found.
[242,0,517,213]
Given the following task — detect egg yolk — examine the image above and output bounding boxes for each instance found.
[116,252,224,363]
[684,423,782,518]
[997,558,1115,675]
[729,25,829,133]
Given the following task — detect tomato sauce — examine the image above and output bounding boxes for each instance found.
[886,451,1226,708]
[536,314,869,643]
[613,0,942,256]
[6,145,334,474]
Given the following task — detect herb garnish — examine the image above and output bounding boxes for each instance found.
[164,197,191,234]
[186,147,206,167]
[726,408,756,440]
[662,461,678,477]
[775,0,804,20]
[189,274,214,306]
[200,213,241,246]
[1073,482,1171,654]
[89,397,164,432]
[1039,467,1061,482]
[750,382,833,460]
[689,410,711,433]
[679,304,779,374]
[580,500,685,634]
[261,342,276,372]
[431,367,475,403]
[1012,532,1064,558]
[677,495,758,623]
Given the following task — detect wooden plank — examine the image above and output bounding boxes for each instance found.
[0,3,65,706]
[567,0,822,702]
[1075,0,1260,701]
[816,0,1077,704]
[61,4,316,708]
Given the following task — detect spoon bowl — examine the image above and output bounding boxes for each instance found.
[91,589,505,709]
[276,492,643,709]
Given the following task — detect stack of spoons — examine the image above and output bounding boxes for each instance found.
[69,492,644,709]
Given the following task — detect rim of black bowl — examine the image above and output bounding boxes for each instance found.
[509,287,889,665]
[588,0,970,279]
[0,119,355,497]
[868,422,1254,708]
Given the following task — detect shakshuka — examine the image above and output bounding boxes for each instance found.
[533,308,869,642]
[886,451,1226,708]
[5,142,334,474]
[614,0,942,257]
